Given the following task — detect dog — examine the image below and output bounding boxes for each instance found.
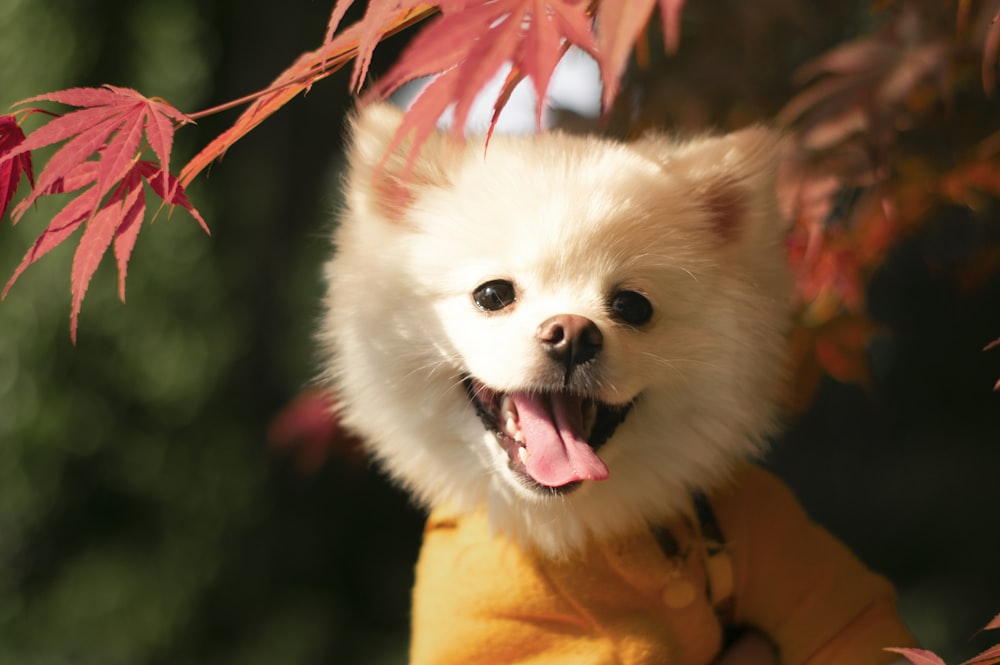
[319,103,915,664]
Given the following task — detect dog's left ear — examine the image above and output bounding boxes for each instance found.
[344,102,456,224]
[635,127,787,246]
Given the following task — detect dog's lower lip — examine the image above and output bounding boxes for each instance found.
[463,377,632,492]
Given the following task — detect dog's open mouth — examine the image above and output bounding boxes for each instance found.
[464,378,632,492]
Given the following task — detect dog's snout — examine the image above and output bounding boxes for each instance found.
[537,314,603,369]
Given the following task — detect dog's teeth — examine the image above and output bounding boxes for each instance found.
[507,417,525,443]
[517,447,530,464]
[500,396,524,441]
[500,395,517,420]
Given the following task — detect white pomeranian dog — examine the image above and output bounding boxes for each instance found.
[319,103,915,665]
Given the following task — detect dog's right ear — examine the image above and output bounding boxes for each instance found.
[345,102,454,224]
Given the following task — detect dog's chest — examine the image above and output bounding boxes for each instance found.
[409,503,734,665]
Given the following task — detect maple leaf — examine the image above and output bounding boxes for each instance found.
[4,87,190,216]
[0,115,35,221]
[784,313,882,411]
[327,1,438,94]
[187,0,690,181]
[885,647,949,665]
[780,9,949,151]
[987,611,1000,632]
[268,389,364,473]
[981,3,1000,94]
[776,8,953,330]
[885,613,1000,665]
[986,338,1000,390]
[594,0,685,109]
[365,0,689,145]
[0,86,204,341]
[962,612,1000,665]
[180,3,436,186]
[187,0,691,185]
[812,315,879,386]
[962,645,1000,665]
[366,0,600,161]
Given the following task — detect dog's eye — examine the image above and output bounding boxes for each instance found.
[610,290,653,326]
[473,280,517,312]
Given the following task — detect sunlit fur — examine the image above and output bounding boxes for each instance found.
[319,104,792,557]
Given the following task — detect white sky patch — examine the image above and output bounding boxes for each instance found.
[391,47,602,135]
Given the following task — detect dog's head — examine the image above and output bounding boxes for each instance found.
[321,104,791,555]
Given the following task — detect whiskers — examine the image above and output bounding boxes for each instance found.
[395,353,472,402]
[639,350,720,382]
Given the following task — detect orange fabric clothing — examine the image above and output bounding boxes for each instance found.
[410,465,916,665]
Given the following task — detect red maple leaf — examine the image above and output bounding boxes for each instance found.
[779,8,950,152]
[987,611,1000,632]
[980,4,1000,94]
[325,1,437,94]
[963,645,1000,665]
[0,115,34,220]
[955,612,1000,665]
[184,0,690,182]
[3,1,691,339]
[180,4,435,186]
[370,1,596,147]
[268,389,365,473]
[5,86,190,217]
[594,0,685,109]
[348,0,688,164]
[986,337,1000,391]
[886,612,1000,665]
[884,648,948,665]
[0,85,205,341]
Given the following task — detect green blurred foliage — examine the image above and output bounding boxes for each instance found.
[0,0,421,663]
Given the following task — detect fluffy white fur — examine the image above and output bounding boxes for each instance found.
[319,104,791,556]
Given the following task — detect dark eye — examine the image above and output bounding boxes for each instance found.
[473,280,517,312]
[610,290,653,326]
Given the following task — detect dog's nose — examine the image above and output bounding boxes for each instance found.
[537,314,603,369]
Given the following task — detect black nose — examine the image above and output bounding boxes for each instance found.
[537,314,603,369]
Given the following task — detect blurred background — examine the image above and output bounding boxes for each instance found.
[0,1,998,664]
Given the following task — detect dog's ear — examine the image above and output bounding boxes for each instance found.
[344,103,455,224]
[635,127,787,246]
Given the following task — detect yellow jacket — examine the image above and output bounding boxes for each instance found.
[410,465,915,665]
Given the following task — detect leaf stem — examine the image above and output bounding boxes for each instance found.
[12,107,61,124]
[186,6,437,122]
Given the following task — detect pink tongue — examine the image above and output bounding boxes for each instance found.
[511,392,610,488]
